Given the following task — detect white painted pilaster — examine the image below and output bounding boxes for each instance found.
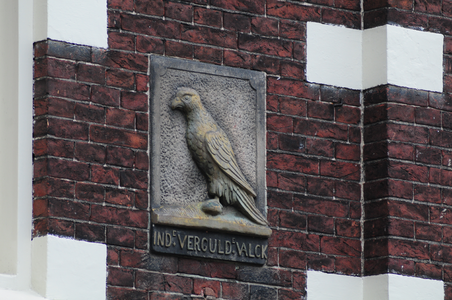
[34,0,108,48]
[307,22,444,92]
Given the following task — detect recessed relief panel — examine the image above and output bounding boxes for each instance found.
[150,56,269,264]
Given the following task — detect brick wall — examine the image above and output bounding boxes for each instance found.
[32,0,452,299]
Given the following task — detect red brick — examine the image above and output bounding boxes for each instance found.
[47,79,90,101]
[106,107,135,128]
[294,195,348,217]
[223,50,251,68]
[321,236,360,257]
[307,253,334,272]
[164,275,193,294]
[122,14,180,38]
[336,143,360,161]
[268,152,318,174]
[136,271,165,290]
[135,191,148,209]
[267,2,321,22]
[39,138,74,158]
[34,177,75,199]
[389,239,429,259]
[388,201,428,222]
[165,1,192,22]
[136,36,164,54]
[75,142,106,163]
[135,0,164,16]
[279,96,306,116]
[47,218,74,237]
[74,103,105,123]
[108,249,119,266]
[165,40,193,59]
[108,267,134,287]
[121,91,147,112]
[75,223,105,242]
[336,256,361,275]
[224,13,251,32]
[270,230,319,251]
[90,125,147,149]
[294,42,306,61]
[48,198,90,220]
[251,17,278,36]
[108,0,133,10]
[277,172,306,192]
[178,259,236,279]
[279,210,307,230]
[308,101,334,120]
[41,58,77,79]
[77,63,105,84]
[91,165,120,185]
[336,219,360,238]
[268,77,319,100]
[280,249,306,269]
[91,86,120,107]
[307,176,335,196]
[108,32,135,51]
[280,60,305,80]
[93,49,148,73]
[107,227,135,247]
[194,46,222,65]
[107,287,147,300]
[388,142,414,160]
[415,146,441,165]
[336,0,360,10]
[309,215,334,234]
[294,119,348,140]
[106,188,134,206]
[108,11,121,29]
[280,19,306,40]
[106,69,135,89]
[38,97,77,118]
[105,146,135,168]
[239,34,292,58]
[415,107,441,126]
[251,55,280,74]
[120,169,148,189]
[194,7,222,27]
[76,182,104,203]
[336,105,361,124]
[267,132,278,149]
[91,205,148,228]
[211,0,265,14]
[267,190,293,209]
[267,114,292,133]
[193,279,220,298]
[135,151,148,170]
[47,158,90,181]
[181,24,236,48]
[221,282,249,299]
[414,0,442,13]
[416,222,442,242]
[414,184,441,203]
[322,8,361,28]
[136,74,148,92]
[335,180,361,200]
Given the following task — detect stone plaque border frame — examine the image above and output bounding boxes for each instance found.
[149,55,267,215]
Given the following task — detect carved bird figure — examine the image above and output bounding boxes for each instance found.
[171,87,268,226]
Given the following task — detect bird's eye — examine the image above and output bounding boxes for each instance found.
[184,96,190,100]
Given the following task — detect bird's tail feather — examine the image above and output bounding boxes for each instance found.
[233,185,269,226]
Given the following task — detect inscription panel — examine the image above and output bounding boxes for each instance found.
[152,225,268,265]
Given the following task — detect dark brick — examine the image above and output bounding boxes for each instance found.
[194,7,222,27]
[239,34,292,58]
[224,13,251,32]
[75,142,106,163]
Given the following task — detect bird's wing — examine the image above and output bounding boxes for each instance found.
[205,130,257,197]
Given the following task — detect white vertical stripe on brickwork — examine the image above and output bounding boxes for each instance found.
[31,235,107,300]
[307,271,444,300]
[34,0,108,48]
[307,22,444,92]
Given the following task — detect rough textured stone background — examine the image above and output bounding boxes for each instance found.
[157,67,257,206]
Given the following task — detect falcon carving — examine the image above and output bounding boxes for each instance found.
[171,87,268,226]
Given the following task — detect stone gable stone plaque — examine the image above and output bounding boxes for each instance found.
[150,56,270,264]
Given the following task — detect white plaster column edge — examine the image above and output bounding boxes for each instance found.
[307,271,444,300]
[33,0,108,48]
[307,22,444,92]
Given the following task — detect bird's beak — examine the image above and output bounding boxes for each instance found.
[171,97,183,110]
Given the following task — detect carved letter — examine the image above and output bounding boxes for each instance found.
[255,245,261,258]
[194,236,201,252]
[261,244,268,259]
[201,238,208,252]
[248,243,255,257]
[178,234,187,249]
[209,239,217,253]
[237,242,248,257]
[218,239,224,254]
[157,232,164,247]
[225,240,232,255]
[187,236,194,250]
[165,232,172,247]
